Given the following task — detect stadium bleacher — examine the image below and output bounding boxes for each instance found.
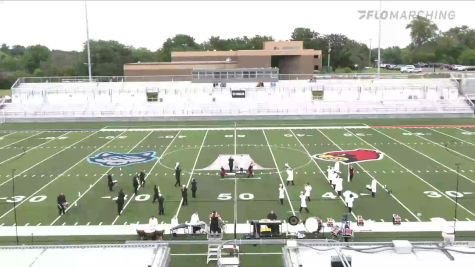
[2,77,474,121]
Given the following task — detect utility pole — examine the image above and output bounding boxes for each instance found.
[85,0,92,82]
[327,41,332,72]
[369,38,372,68]
[377,0,382,78]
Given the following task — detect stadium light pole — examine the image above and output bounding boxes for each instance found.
[327,41,332,72]
[368,39,372,68]
[453,163,461,237]
[84,0,93,82]
[12,168,19,245]
[377,0,382,79]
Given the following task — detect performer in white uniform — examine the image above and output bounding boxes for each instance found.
[285,163,294,186]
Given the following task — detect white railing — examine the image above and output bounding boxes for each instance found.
[2,103,472,119]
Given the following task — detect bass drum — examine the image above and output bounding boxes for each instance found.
[288,215,300,226]
[304,217,319,233]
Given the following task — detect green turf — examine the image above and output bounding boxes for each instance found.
[0,117,474,131]
[0,89,10,96]
[0,119,475,266]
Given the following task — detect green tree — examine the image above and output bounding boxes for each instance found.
[131,47,156,63]
[22,45,50,73]
[82,40,133,76]
[406,16,439,47]
[158,34,201,62]
[382,47,403,64]
[458,48,475,65]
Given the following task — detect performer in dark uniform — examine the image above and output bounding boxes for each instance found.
[57,193,67,215]
[107,173,117,192]
[220,166,226,178]
[266,210,279,234]
[152,185,160,203]
[247,162,254,177]
[139,170,146,187]
[133,174,139,194]
[158,193,165,215]
[191,178,197,198]
[209,211,221,233]
[181,185,188,206]
[228,157,234,172]
[349,166,355,182]
[116,189,125,215]
[175,162,181,187]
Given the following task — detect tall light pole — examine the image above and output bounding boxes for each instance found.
[369,38,372,68]
[327,41,332,72]
[85,0,92,82]
[377,0,382,78]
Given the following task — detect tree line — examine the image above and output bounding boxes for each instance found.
[1,17,475,88]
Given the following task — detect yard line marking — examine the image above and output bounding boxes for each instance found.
[234,124,238,230]
[99,222,102,225]
[24,223,29,226]
[320,129,420,221]
[263,130,296,216]
[62,222,66,226]
[50,130,155,225]
[291,129,356,219]
[0,132,70,167]
[37,223,41,226]
[173,130,208,220]
[0,131,100,188]
[431,128,475,146]
[369,128,475,217]
[379,128,475,185]
[403,128,475,163]
[0,130,120,221]
[466,218,471,221]
[86,222,90,226]
[0,132,17,141]
[0,131,44,150]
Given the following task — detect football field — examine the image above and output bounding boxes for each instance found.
[0,120,475,230]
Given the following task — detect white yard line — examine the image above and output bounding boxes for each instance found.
[380,128,475,185]
[0,131,99,188]
[336,129,423,221]
[429,128,475,146]
[402,128,475,163]
[0,131,44,150]
[369,128,475,217]
[0,130,123,221]
[290,129,358,220]
[111,130,182,225]
[234,125,238,229]
[0,132,16,141]
[430,128,475,147]
[262,129,296,216]
[173,130,208,219]
[51,130,152,226]
[0,132,70,166]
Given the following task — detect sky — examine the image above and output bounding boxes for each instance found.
[0,0,474,52]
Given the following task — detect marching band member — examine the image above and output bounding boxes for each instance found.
[285,163,294,186]
[304,182,312,201]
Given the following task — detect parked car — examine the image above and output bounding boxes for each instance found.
[400,65,422,73]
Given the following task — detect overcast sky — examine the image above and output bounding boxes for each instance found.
[1,1,474,52]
